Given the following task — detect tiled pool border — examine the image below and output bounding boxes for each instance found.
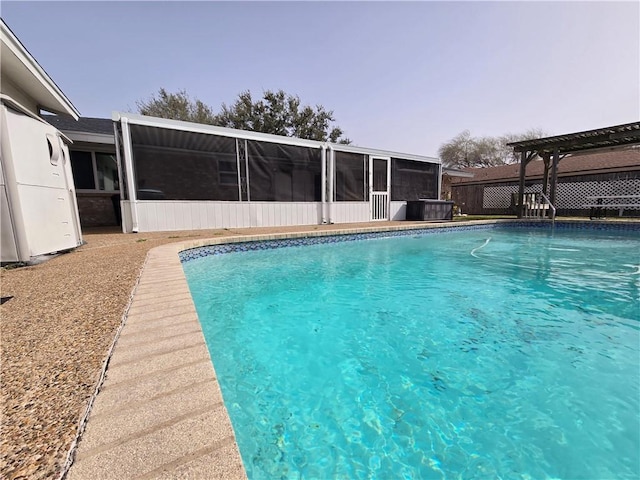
[179,220,640,263]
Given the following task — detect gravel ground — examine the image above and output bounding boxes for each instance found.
[0,222,414,480]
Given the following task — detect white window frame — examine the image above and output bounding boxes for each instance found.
[71,148,120,193]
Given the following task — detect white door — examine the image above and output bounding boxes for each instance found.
[369,156,390,221]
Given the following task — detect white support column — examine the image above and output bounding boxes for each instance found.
[386,156,392,220]
[121,118,139,233]
[112,121,126,232]
[328,146,335,224]
[235,138,242,201]
[244,139,250,202]
[320,145,327,224]
[368,155,373,221]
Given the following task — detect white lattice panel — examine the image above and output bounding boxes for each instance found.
[483,184,540,209]
[482,179,640,210]
[556,180,640,209]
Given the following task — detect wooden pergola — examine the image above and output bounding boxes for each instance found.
[507,121,640,218]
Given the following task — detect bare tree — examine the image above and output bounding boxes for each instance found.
[439,129,548,167]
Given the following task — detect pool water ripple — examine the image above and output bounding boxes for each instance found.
[183,228,639,479]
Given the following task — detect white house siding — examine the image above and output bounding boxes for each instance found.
[390,201,406,220]
[123,200,411,232]
[330,202,370,224]
[131,201,322,232]
[330,201,406,223]
[1,78,38,115]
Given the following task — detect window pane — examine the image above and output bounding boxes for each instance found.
[96,153,119,191]
[70,150,95,189]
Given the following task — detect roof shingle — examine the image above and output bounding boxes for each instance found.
[43,114,114,136]
[452,149,640,184]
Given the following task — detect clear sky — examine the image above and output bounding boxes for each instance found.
[2,1,638,156]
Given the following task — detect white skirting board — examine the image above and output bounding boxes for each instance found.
[121,200,410,233]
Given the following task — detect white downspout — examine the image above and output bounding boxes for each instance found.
[120,117,139,233]
[438,163,443,200]
[320,145,327,224]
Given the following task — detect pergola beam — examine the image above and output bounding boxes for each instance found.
[510,121,640,218]
[508,122,640,154]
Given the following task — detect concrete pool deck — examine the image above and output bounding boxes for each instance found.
[60,218,639,478]
[66,240,246,479]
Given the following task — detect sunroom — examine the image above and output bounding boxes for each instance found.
[113,112,441,232]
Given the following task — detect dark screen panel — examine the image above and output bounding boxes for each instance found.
[335,151,367,201]
[130,126,239,201]
[248,140,321,201]
[391,158,438,201]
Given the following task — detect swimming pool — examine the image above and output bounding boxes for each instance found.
[182,224,640,479]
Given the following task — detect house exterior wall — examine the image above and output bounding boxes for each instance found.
[0,77,38,114]
[452,170,640,216]
[76,193,119,227]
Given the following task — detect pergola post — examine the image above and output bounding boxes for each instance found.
[549,147,560,206]
[517,151,527,218]
[541,153,550,196]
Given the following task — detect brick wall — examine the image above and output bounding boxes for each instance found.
[77,193,119,227]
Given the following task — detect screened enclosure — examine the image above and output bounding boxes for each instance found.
[114,113,441,232]
[128,124,323,203]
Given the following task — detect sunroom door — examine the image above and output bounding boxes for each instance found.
[369,156,390,221]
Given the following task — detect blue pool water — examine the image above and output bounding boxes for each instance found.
[183,226,640,479]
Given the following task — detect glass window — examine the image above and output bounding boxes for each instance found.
[70,150,120,191]
[70,151,95,190]
[96,153,119,191]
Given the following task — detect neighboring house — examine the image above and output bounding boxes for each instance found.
[451,150,640,216]
[441,167,473,201]
[0,19,83,262]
